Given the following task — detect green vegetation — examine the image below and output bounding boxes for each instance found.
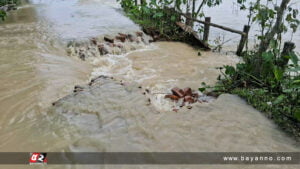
[0,9,6,20]
[118,0,182,41]
[201,0,300,139]
[117,0,221,42]
[0,0,20,20]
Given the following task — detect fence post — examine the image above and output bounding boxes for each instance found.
[185,12,193,27]
[203,17,211,42]
[236,25,250,56]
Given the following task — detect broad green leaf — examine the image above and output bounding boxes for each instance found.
[294,110,300,122]
[289,52,299,65]
[273,94,285,105]
[273,66,284,81]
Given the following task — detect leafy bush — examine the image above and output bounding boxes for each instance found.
[118,0,182,39]
[0,0,20,21]
[0,9,6,20]
[199,0,300,138]
[117,0,223,41]
[199,48,300,138]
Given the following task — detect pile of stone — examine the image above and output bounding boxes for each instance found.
[96,32,149,56]
[68,31,152,60]
[165,87,199,107]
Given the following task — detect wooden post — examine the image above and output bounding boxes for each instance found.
[203,17,211,42]
[236,25,250,56]
[135,0,138,6]
[185,12,193,27]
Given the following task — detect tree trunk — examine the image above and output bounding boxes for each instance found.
[256,0,291,73]
[257,0,290,56]
[195,0,207,19]
[192,0,196,18]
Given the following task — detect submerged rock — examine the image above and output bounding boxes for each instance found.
[136,31,143,37]
[115,35,126,42]
[104,36,114,43]
[97,44,109,55]
[90,38,98,45]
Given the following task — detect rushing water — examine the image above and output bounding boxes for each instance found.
[0,0,299,169]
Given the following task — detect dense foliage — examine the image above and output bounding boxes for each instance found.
[117,0,222,41]
[118,0,181,40]
[200,0,300,138]
[0,0,19,20]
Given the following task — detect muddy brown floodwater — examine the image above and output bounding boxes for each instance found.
[0,0,299,169]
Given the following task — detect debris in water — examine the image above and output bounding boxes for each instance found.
[171,87,185,98]
[183,87,192,96]
[104,36,114,43]
[74,85,84,93]
[127,34,135,42]
[74,85,84,90]
[136,31,144,37]
[146,98,151,106]
[165,94,180,101]
[91,38,97,45]
[118,33,127,37]
[165,87,215,110]
[184,95,194,103]
[115,35,126,42]
[206,91,219,98]
[67,32,152,60]
[98,44,109,55]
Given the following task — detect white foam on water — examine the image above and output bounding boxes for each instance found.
[89,43,158,81]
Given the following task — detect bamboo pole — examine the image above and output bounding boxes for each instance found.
[203,17,211,42]
[181,13,246,35]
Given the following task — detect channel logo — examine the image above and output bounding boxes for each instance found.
[29,153,47,165]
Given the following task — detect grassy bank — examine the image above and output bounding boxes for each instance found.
[118,0,209,48]
[207,50,300,140]
[232,88,300,140]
